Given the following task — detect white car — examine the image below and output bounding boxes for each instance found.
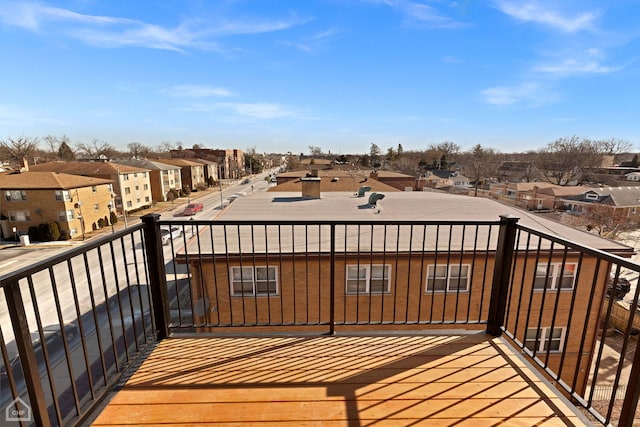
[160,226,183,245]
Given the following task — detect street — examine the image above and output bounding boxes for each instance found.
[0,171,275,413]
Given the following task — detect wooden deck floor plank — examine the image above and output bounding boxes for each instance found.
[91,335,587,426]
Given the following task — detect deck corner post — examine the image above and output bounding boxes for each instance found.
[487,214,519,337]
[142,213,170,340]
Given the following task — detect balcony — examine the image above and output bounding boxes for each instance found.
[2,215,640,426]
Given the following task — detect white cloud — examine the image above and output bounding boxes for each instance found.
[217,102,301,119]
[534,58,619,76]
[0,1,308,52]
[281,27,340,53]
[481,82,558,106]
[161,85,234,98]
[494,1,597,33]
[362,0,466,28]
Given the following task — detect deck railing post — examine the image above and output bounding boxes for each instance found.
[487,215,519,336]
[329,223,336,335]
[619,333,640,426]
[142,213,170,340]
[4,278,51,427]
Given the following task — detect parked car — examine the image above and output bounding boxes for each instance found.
[160,226,183,245]
[607,276,631,300]
[182,203,203,216]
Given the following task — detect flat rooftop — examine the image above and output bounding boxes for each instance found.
[212,191,631,253]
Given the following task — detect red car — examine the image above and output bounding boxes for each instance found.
[182,203,203,216]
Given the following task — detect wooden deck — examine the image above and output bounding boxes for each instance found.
[91,333,588,426]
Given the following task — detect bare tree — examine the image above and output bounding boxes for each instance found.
[458,144,498,196]
[533,136,629,185]
[58,141,76,161]
[76,139,117,159]
[0,136,40,164]
[566,204,636,239]
[127,141,151,158]
[308,146,323,157]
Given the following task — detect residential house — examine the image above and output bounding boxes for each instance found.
[277,168,416,191]
[29,161,153,215]
[626,172,640,182]
[154,158,206,192]
[418,170,470,193]
[269,168,399,195]
[0,171,113,239]
[119,159,182,203]
[179,188,632,395]
[558,186,640,223]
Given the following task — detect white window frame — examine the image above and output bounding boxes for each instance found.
[58,210,74,221]
[534,263,577,291]
[9,210,31,222]
[585,192,599,200]
[124,187,131,195]
[54,190,72,201]
[230,266,278,296]
[426,264,470,292]
[524,327,565,353]
[345,264,391,294]
[5,190,26,201]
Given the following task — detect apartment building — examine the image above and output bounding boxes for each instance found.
[119,159,182,202]
[29,161,153,215]
[180,187,632,394]
[169,148,244,179]
[0,171,113,239]
[154,158,206,192]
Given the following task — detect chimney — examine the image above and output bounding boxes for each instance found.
[301,173,321,199]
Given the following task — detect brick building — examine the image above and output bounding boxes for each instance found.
[180,189,632,395]
[0,171,113,239]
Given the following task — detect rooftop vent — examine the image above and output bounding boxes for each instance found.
[356,186,371,197]
[368,192,385,206]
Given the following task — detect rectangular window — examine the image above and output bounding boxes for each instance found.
[534,263,577,291]
[123,174,129,181]
[124,187,131,195]
[54,190,71,201]
[134,173,138,178]
[426,264,470,292]
[126,201,132,208]
[145,196,150,202]
[135,185,139,191]
[9,211,31,221]
[585,193,599,200]
[5,190,26,201]
[230,266,278,296]
[144,184,149,190]
[92,185,97,193]
[94,203,100,211]
[58,210,74,221]
[524,327,565,353]
[346,265,390,294]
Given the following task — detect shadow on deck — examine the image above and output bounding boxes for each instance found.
[91,333,589,426]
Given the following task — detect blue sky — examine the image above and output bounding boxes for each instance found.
[1,0,639,155]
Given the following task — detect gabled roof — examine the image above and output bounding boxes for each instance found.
[536,185,590,197]
[194,158,218,165]
[507,182,556,192]
[30,161,148,175]
[583,186,640,207]
[0,171,112,189]
[119,159,182,171]
[154,158,204,167]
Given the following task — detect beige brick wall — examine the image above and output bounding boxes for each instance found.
[2,184,114,238]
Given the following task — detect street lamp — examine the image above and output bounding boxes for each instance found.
[190,217,195,235]
[108,203,115,233]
